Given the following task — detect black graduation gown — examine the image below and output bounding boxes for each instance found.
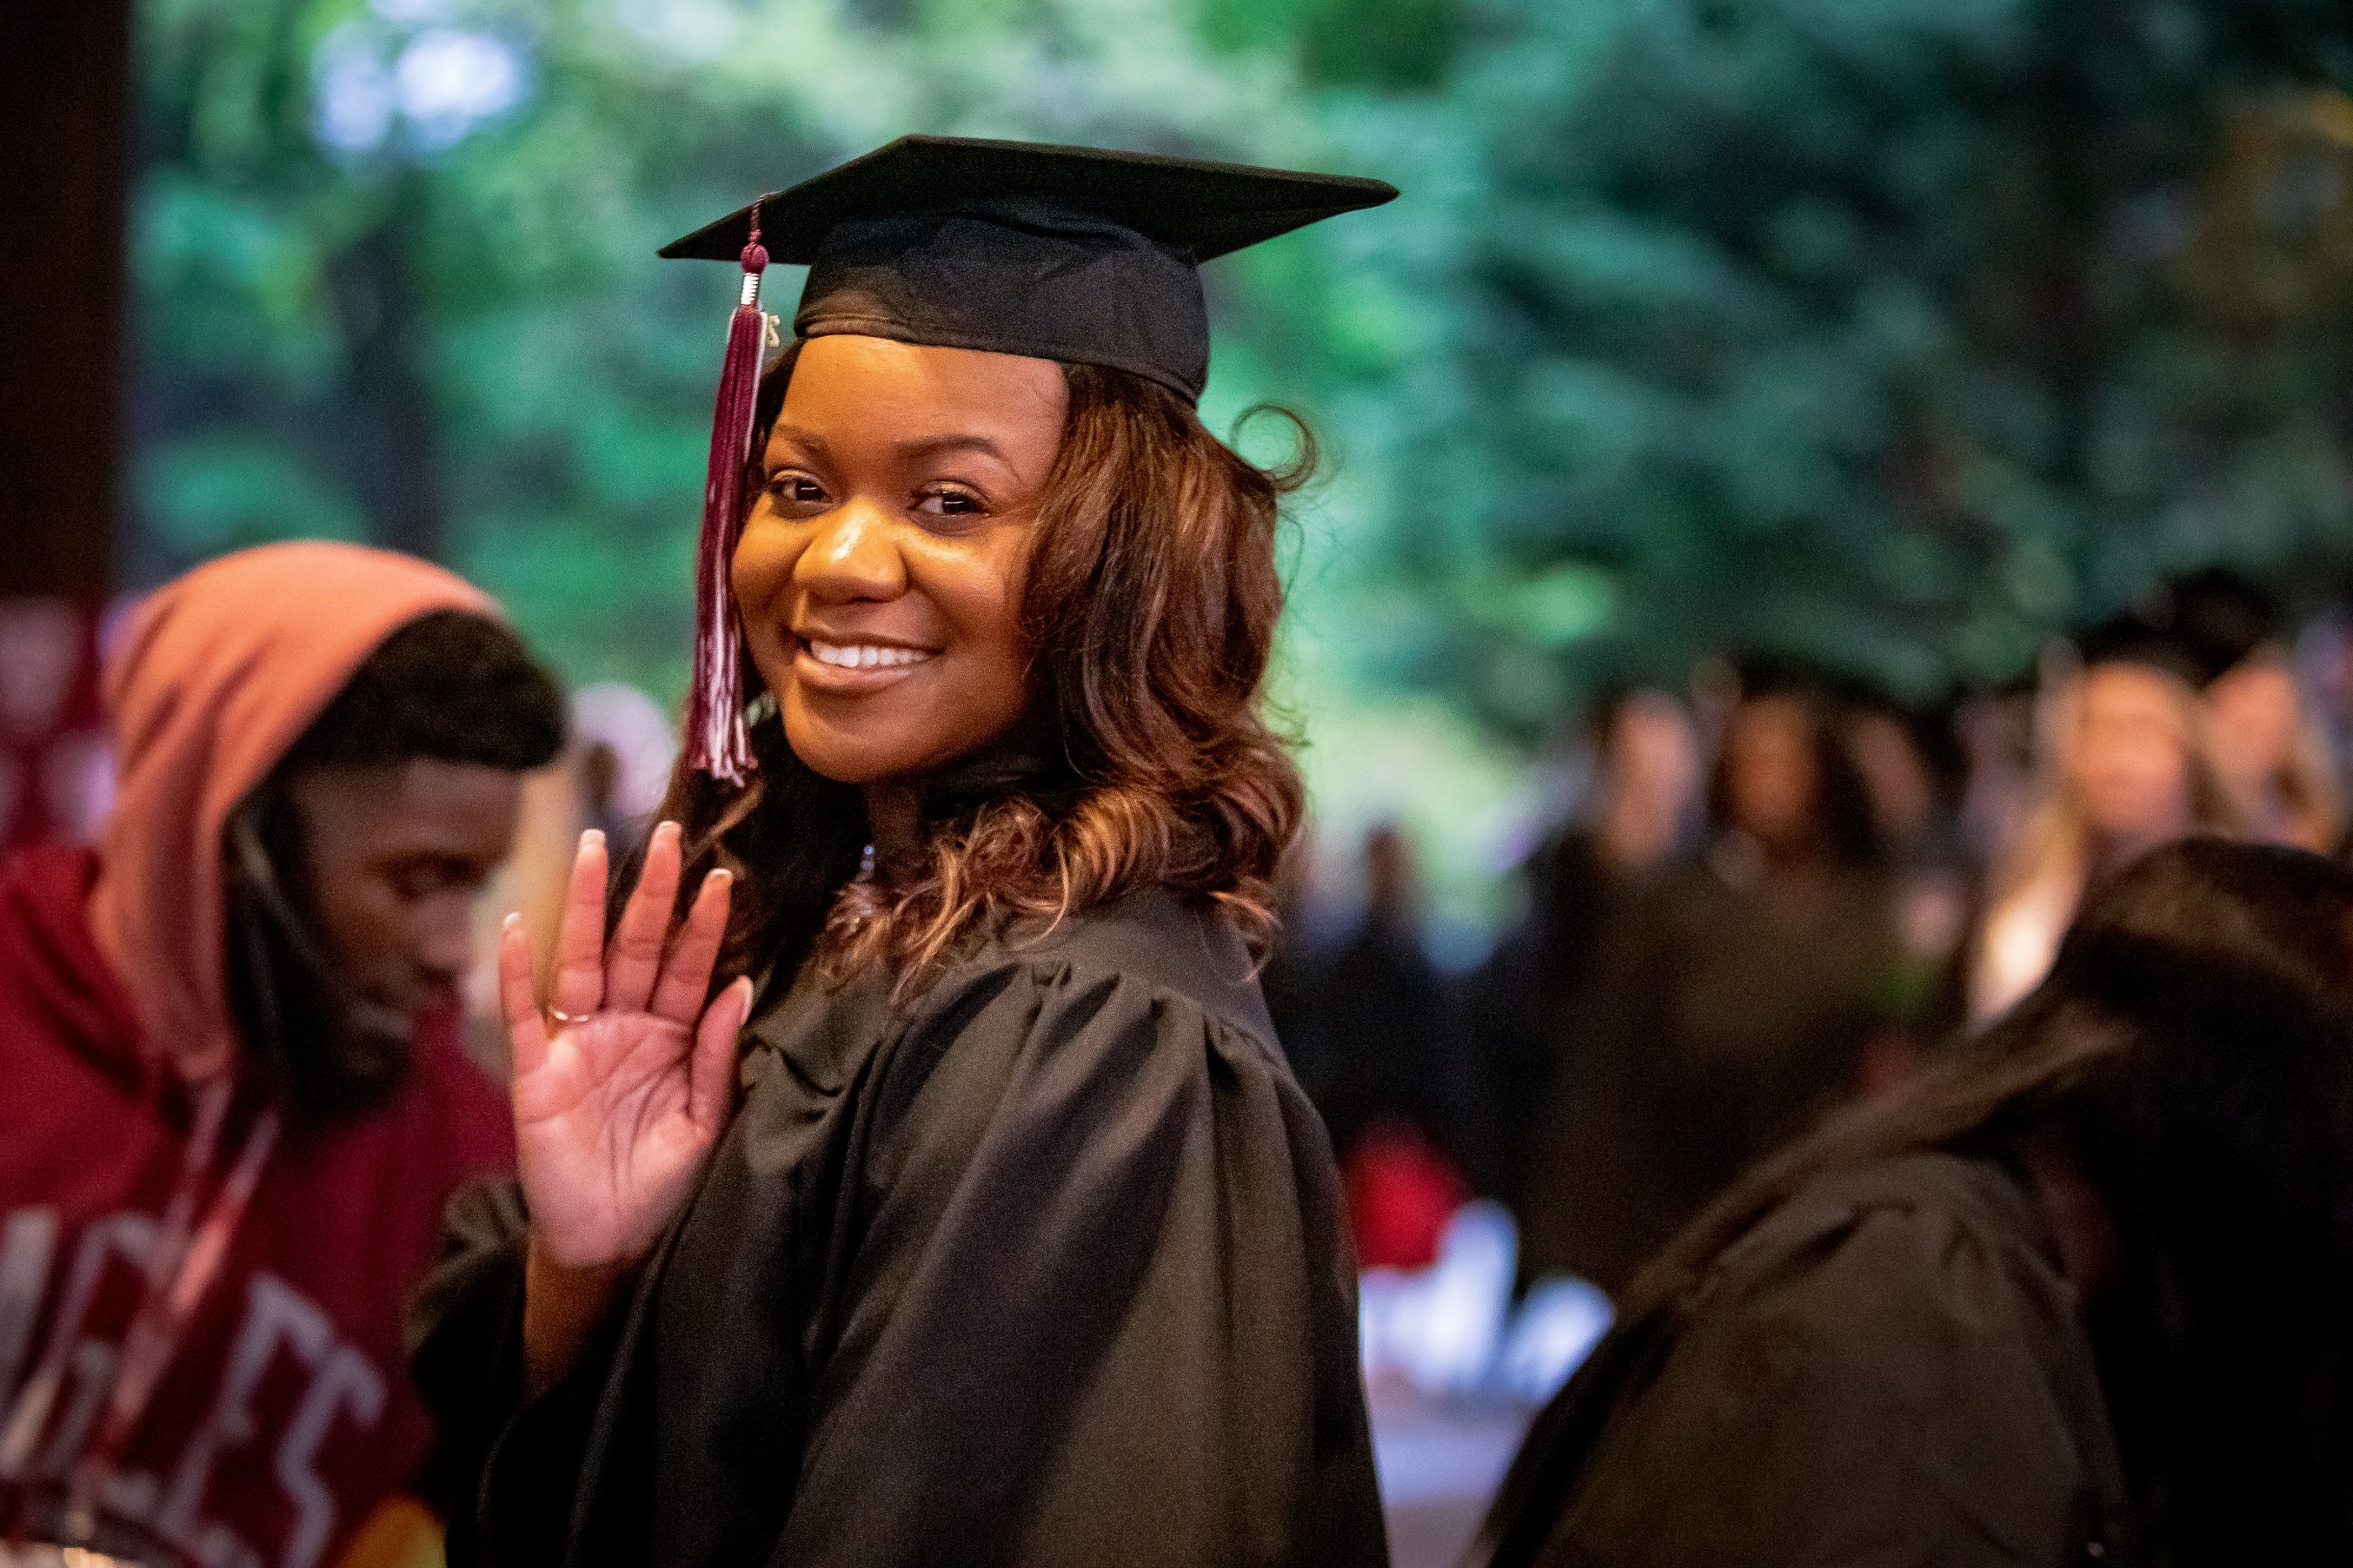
[410,888,1389,1568]
[1471,1152,2133,1568]
[1516,857,1896,1294]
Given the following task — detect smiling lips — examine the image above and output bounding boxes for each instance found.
[794,634,938,688]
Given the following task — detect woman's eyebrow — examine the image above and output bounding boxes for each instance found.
[767,428,1008,465]
[895,434,1006,462]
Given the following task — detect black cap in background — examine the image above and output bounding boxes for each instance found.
[2073,612,2215,689]
[2158,566,2278,682]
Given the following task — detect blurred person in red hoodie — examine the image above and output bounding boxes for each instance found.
[0,542,563,1568]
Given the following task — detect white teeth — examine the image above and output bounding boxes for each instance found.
[807,639,929,670]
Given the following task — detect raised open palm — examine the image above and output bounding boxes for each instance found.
[500,821,751,1272]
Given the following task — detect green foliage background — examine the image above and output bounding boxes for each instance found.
[130,0,2353,935]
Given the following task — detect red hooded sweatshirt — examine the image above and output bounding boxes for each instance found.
[0,543,518,1568]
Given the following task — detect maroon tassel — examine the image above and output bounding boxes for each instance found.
[685,207,770,782]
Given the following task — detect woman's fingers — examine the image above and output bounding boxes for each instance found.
[688,977,753,1134]
[648,868,734,1025]
[499,913,553,1084]
[549,831,608,1020]
[604,821,682,1016]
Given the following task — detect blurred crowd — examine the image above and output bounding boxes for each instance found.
[17,557,2345,1337]
[1274,566,2353,1302]
[13,541,2353,1568]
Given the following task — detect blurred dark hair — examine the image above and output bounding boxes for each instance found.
[279,608,566,773]
[224,608,564,1121]
[2161,566,2278,683]
[1705,688,1880,866]
[650,346,1308,998]
[1625,838,2353,1561]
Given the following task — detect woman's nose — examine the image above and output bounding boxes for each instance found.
[796,500,906,602]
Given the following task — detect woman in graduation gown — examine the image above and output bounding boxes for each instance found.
[408,137,1396,1568]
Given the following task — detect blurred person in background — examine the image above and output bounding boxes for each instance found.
[1841,697,1944,861]
[2161,570,2344,855]
[0,543,563,1568]
[1473,839,2353,1568]
[1466,688,1699,1244]
[2204,642,2340,851]
[0,601,108,855]
[458,681,687,1069]
[1513,673,1894,1297]
[1841,688,1977,1081]
[577,744,629,850]
[1955,681,2039,872]
[1969,621,2245,1023]
[566,681,678,866]
[2293,597,2353,831]
[1286,823,1479,1269]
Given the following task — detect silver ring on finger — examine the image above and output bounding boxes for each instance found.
[547,1007,593,1026]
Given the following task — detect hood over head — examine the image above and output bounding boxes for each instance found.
[88,541,496,1081]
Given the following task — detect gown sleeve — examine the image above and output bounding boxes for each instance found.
[407,1177,621,1568]
[776,957,1387,1568]
[405,1181,529,1535]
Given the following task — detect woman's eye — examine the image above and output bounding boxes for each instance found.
[766,472,827,507]
[916,488,984,518]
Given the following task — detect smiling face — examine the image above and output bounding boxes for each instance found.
[733,335,1069,788]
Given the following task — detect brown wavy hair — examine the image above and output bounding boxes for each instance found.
[641,349,1309,1000]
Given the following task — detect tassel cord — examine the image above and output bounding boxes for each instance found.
[686,210,771,782]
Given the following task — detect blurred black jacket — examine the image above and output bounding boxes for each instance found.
[1473,1151,2130,1567]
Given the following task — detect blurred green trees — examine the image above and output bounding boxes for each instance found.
[129,0,2353,902]
[1330,0,2353,734]
[130,0,1338,693]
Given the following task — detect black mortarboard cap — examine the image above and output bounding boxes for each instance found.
[660,134,1398,403]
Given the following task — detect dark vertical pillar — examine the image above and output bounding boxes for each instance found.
[0,0,129,849]
[334,197,451,564]
[0,0,132,600]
